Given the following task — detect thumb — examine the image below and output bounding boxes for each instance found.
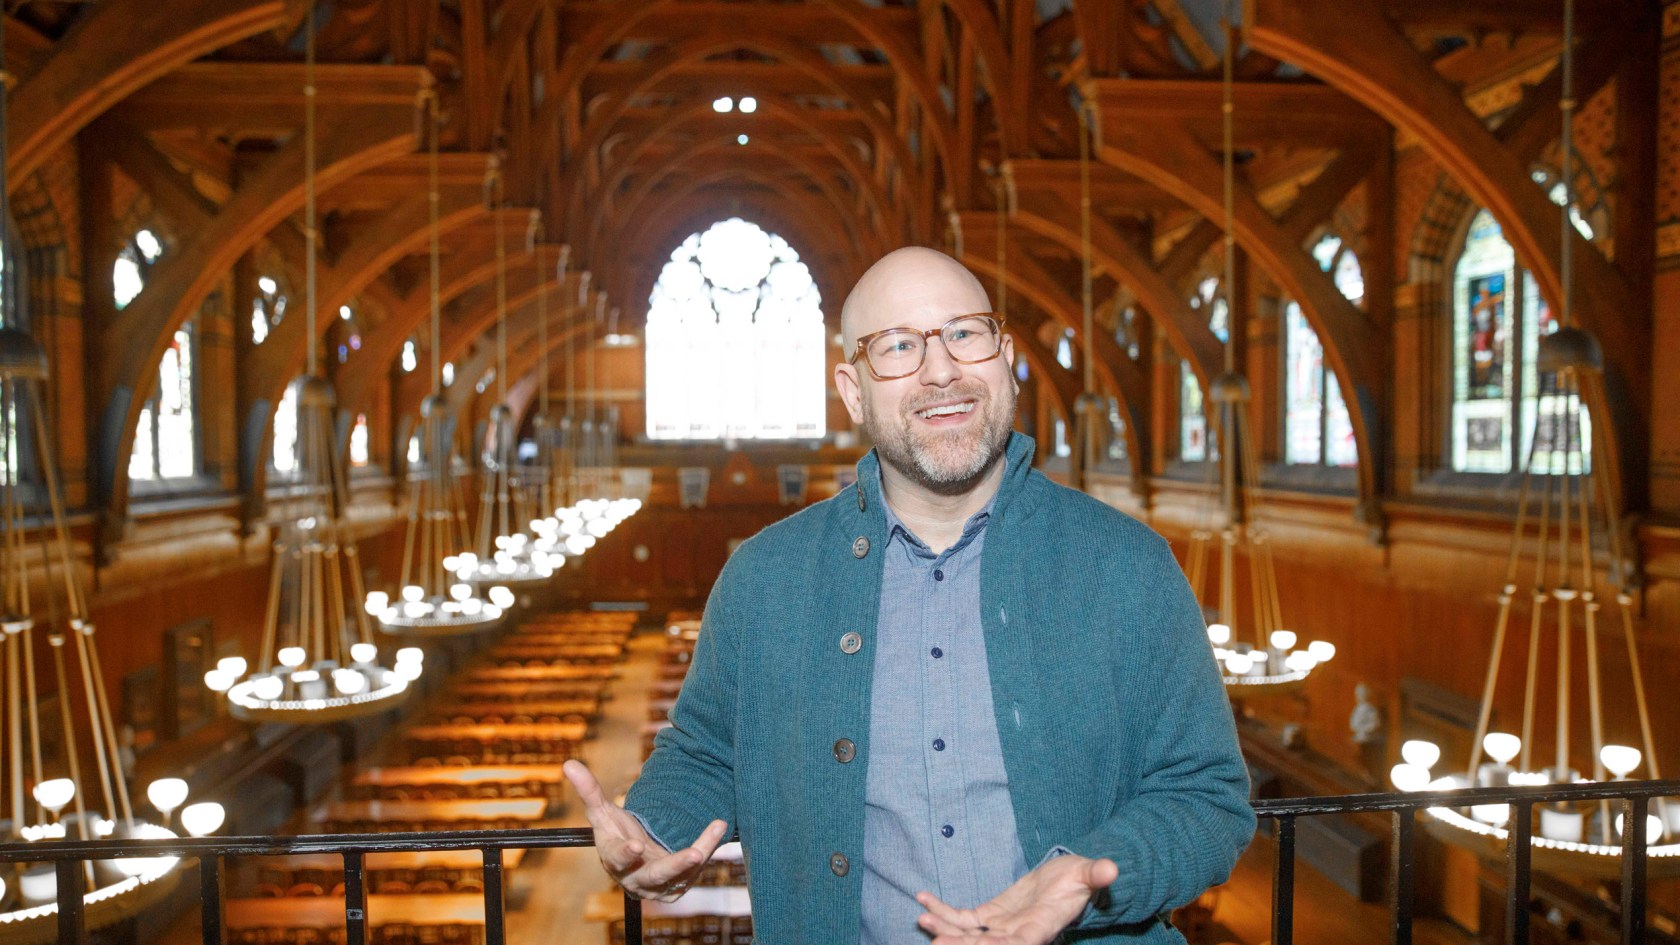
[1082,858,1119,890]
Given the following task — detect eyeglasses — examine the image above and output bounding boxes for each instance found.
[848,314,1005,380]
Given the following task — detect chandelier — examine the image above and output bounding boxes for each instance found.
[1185,11,1330,695]
[1390,0,1677,876]
[211,8,414,721]
[364,92,501,635]
[456,181,560,590]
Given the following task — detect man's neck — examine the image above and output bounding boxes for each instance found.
[879,455,1006,555]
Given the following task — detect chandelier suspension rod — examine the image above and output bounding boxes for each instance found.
[304,1,319,376]
[427,90,442,395]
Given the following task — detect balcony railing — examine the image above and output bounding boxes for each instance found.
[6,778,1676,945]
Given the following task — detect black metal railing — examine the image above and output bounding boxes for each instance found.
[6,778,1676,945]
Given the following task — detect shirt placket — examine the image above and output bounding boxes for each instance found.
[924,543,976,908]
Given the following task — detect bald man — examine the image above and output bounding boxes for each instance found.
[566,248,1253,945]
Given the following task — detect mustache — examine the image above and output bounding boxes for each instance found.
[901,382,989,416]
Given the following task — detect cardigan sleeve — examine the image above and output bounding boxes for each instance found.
[1057,536,1255,930]
[623,558,742,850]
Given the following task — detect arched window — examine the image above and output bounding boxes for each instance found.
[349,413,370,467]
[1449,209,1582,474]
[130,323,198,481]
[645,218,825,440]
[1054,330,1075,370]
[1283,234,1361,468]
[1178,272,1227,463]
[251,274,288,344]
[113,229,163,310]
[335,304,363,364]
[271,382,298,475]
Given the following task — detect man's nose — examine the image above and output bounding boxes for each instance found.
[916,335,961,386]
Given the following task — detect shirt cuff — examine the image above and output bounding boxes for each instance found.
[627,809,676,854]
[1037,845,1100,928]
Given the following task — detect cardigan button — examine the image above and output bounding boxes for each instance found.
[833,738,856,763]
[852,536,870,559]
[829,852,850,877]
[839,632,862,654]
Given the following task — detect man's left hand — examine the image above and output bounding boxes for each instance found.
[915,853,1119,945]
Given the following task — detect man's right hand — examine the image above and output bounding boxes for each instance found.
[563,759,729,902]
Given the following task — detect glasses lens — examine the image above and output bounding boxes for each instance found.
[866,330,926,377]
[942,316,1001,362]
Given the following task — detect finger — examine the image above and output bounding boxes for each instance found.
[686,820,729,859]
[919,912,973,937]
[596,836,649,876]
[563,760,611,812]
[1082,857,1119,890]
[628,844,710,889]
[916,892,982,929]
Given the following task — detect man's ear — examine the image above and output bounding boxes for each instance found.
[834,362,866,425]
[1002,334,1018,393]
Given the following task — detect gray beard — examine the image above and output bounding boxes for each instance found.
[861,382,1016,496]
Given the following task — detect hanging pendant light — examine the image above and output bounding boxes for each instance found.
[216,6,415,718]
[456,174,552,593]
[365,92,501,636]
[1398,0,1678,875]
[1067,97,1111,493]
[1185,4,1330,696]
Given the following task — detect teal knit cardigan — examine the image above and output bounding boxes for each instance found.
[626,433,1254,944]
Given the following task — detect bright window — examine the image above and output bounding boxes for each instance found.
[350,413,370,466]
[644,218,825,440]
[251,274,287,344]
[130,322,197,481]
[1450,210,1585,475]
[1178,271,1226,462]
[272,382,298,475]
[113,229,162,310]
[1282,303,1356,467]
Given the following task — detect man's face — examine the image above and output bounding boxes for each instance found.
[835,251,1018,494]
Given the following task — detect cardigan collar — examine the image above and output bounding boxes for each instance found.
[852,431,1038,523]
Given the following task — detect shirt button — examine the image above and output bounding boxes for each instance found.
[830,852,850,876]
[941,825,954,838]
[852,536,870,558]
[933,569,944,582]
[839,632,862,654]
[930,647,943,659]
[932,738,945,751]
[833,738,856,763]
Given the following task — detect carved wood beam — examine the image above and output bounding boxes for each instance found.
[9,0,285,185]
[1248,0,1641,510]
[941,0,1028,156]
[1088,77,1387,148]
[90,105,417,530]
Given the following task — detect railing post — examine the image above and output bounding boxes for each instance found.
[201,854,226,945]
[1391,808,1415,945]
[1272,815,1296,945]
[343,850,368,945]
[483,846,507,945]
[56,858,88,945]
[623,888,644,945]
[1620,796,1648,945]
[1505,801,1533,945]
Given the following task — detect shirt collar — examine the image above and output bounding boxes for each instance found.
[877,464,997,559]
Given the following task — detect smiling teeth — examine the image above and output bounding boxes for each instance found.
[918,402,974,419]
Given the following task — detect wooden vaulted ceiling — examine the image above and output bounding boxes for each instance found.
[0,0,1654,528]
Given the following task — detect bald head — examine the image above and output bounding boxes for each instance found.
[840,247,992,350]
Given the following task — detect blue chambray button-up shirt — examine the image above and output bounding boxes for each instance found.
[861,491,1030,944]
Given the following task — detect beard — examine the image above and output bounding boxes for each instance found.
[861,376,1017,495]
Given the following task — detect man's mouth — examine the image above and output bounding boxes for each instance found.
[914,400,977,421]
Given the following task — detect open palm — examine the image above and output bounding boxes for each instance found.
[563,759,728,902]
[916,853,1119,945]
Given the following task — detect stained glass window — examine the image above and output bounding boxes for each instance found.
[251,274,287,344]
[271,382,298,475]
[645,218,825,440]
[1282,303,1356,467]
[130,322,197,481]
[1450,209,1586,475]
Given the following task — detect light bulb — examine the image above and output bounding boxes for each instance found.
[203,669,233,693]
[1307,640,1336,662]
[1390,763,1430,792]
[1401,739,1441,771]
[489,586,516,609]
[739,96,758,113]
[402,585,424,603]
[251,675,284,701]
[1269,630,1297,651]
[333,669,367,695]
[451,583,472,602]
[403,601,429,618]
[1224,652,1253,676]
[442,556,460,571]
[147,777,190,816]
[1482,732,1521,766]
[395,661,423,682]
[396,647,423,664]
[278,646,307,668]
[217,656,247,678]
[483,604,504,620]
[290,669,320,683]
[180,801,226,837]
[462,598,484,615]
[1284,651,1317,674]
[1615,813,1664,844]
[364,591,388,615]
[32,778,75,814]
[350,643,377,664]
[1206,624,1231,646]
[587,518,611,537]
[1600,744,1642,779]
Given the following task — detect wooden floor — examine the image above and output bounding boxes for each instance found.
[153,627,1476,945]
